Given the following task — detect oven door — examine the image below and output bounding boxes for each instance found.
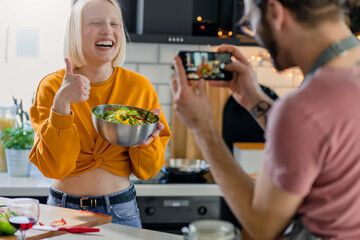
[137,196,240,235]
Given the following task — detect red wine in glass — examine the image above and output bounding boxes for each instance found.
[7,198,39,240]
[9,216,37,231]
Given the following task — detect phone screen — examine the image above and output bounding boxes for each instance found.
[178,51,233,80]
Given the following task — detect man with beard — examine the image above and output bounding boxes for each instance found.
[171,0,360,239]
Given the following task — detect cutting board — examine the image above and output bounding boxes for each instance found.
[50,223,183,240]
[0,197,112,240]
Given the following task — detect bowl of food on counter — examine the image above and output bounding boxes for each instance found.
[91,104,159,147]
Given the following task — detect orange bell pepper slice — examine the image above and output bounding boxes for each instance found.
[51,218,66,227]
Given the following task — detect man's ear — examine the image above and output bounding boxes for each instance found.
[266,0,285,31]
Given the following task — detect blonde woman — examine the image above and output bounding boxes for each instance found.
[30,0,170,228]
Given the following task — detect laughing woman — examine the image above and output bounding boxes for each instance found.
[29,0,170,228]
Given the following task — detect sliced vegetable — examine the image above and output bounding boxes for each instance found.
[51,218,66,227]
[128,114,152,124]
[98,106,157,125]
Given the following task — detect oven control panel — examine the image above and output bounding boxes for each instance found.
[137,196,237,225]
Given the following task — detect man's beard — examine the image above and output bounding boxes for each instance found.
[255,16,285,72]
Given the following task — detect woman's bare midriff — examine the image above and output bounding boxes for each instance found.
[52,167,130,196]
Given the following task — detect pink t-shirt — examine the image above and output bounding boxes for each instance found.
[264,66,360,240]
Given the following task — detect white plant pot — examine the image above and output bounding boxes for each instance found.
[5,148,31,177]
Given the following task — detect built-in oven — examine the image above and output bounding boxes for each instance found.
[137,195,239,235]
[133,171,240,235]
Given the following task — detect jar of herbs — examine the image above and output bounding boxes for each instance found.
[0,106,17,171]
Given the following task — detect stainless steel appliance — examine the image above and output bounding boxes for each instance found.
[133,170,240,235]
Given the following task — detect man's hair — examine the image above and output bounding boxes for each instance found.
[258,0,359,27]
[64,0,127,68]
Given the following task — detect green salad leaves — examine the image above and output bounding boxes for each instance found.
[94,106,157,125]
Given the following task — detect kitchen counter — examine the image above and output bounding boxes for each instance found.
[0,172,223,197]
[0,172,52,196]
[49,223,182,240]
[0,197,112,240]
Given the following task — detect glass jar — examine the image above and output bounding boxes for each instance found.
[0,106,17,171]
[182,220,241,240]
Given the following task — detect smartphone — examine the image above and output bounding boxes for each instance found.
[178,51,233,81]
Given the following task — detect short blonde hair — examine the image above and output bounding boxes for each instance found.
[64,0,126,68]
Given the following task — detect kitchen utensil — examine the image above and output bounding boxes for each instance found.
[164,159,209,173]
[161,159,210,183]
[91,104,159,147]
[32,225,100,233]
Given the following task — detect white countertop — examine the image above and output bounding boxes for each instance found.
[0,172,223,197]
[0,171,52,196]
[49,223,183,240]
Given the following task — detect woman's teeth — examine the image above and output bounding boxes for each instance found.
[95,41,113,48]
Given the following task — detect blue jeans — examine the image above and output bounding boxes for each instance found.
[47,183,142,228]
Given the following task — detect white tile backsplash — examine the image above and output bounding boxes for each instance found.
[161,105,172,127]
[199,45,218,51]
[138,64,173,84]
[126,43,159,63]
[158,85,172,104]
[122,63,138,72]
[159,44,199,64]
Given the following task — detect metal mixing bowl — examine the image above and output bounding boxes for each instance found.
[91,104,159,147]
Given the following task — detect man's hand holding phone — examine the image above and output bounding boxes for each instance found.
[210,45,272,111]
[175,45,273,113]
[171,55,214,132]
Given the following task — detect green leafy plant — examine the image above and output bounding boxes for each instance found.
[0,127,34,150]
[0,97,34,150]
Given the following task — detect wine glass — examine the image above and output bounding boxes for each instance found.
[7,198,39,240]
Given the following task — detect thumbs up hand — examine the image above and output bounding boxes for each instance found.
[53,58,91,115]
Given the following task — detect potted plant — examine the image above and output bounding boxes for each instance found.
[0,97,34,177]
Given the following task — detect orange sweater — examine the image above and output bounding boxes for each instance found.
[30,67,171,180]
